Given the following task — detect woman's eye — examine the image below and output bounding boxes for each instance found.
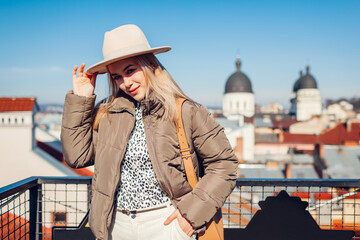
[113,76,122,80]
[127,69,135,75]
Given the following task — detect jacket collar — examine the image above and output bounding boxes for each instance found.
[108,90,163,116]
[108,90,136,112]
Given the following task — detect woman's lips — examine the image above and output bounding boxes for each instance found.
[129,86,139,95]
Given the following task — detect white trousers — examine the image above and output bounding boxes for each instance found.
[108,204,197,240]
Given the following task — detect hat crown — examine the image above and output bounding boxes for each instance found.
[102,24,151,60]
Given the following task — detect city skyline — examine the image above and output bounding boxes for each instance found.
[0,0,359,108]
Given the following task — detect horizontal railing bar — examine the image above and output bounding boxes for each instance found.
[235,178,360,188]
[0,176,39,199]
[0,177,91,200]
[2,177,360,202]
[38,176,92,184]
[0,190,27,208]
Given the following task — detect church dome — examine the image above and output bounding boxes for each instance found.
[225,58,253,93]
[293,66,318,92]
[293,70,303,92]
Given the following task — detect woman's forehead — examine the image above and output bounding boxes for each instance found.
[108,57,138,73]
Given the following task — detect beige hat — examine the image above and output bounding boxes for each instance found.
[86,24,171,74]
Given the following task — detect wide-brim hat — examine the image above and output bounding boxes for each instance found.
[86,24,171,75]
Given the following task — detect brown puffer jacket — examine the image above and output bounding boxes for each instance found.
[61,91,238,239]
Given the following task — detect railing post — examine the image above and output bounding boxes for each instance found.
[29,184,42,240]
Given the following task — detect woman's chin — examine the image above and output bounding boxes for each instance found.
[129,93,145,101]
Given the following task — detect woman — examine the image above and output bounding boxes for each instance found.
[61,24,238,240]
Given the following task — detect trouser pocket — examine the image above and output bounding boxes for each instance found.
[172,218,194,240]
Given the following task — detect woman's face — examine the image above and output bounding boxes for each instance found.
[108,57,147,101]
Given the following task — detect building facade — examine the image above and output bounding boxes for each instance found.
[290,66,322,121]
[223,57,255,118]
[0,97,77,187]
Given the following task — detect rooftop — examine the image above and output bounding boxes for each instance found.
[0,97,38,112]
[323,145,360,179]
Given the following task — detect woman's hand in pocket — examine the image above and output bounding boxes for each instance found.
[164,209,195,236]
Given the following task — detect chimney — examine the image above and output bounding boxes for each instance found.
[319,144,324,158]
[346,120,352,132]
[234,137,244,163]
[285,163,292,179]
[278,131,284,143]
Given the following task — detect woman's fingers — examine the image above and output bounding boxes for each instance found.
[73,63,92,80]
[164,210,177,225]
[73,65,78,78]
[177,211,195,236]
[77,63,84,77]
[78,63,85,77]
[164,209,195,236]
[72,63,96,97]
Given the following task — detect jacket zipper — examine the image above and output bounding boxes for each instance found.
[145,102,174,200]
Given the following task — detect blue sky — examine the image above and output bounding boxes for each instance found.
[0,0,359,108]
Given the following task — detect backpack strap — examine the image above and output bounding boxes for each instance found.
[176,98,224,240]
[175,98,198,189]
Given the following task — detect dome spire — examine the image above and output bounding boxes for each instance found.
[236,55,241,72]
[300,70,303,77]
[306,65,310,74]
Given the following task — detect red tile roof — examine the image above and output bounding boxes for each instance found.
[1,212,52,240]
[291,192,360,200]
[337,191,360,200]
[245,116,255,123]
[319,122,360,145]
[0,97,37,112]
[315,192,333,200]
[272,119,298,130]
[292,192,310,199]
[282,133,318,144]
[282,122,360,145]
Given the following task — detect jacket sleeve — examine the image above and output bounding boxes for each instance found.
[61,91,97,168]
[176,104,238,230]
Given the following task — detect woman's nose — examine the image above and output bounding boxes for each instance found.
[123,77,133,88]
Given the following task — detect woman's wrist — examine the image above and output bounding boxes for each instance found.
[73,89,93,97]
[68,90,96,100]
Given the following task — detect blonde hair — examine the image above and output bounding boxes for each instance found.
[93,54,188,130]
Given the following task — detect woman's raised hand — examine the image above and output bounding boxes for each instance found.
[73,63,98,97]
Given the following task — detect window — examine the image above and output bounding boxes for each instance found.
[52,212,67,226]
[1,118,4,124]
[21,118,24,124]
[8,118,11,124]
[15,118,17,124]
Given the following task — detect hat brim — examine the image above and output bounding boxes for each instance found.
[85,46,171,75]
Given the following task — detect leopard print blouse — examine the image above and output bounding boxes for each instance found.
[116,103,170,210]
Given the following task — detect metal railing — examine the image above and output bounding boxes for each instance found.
[0,177,91,240]
[222,179,360,239]
[1,177,359,239]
